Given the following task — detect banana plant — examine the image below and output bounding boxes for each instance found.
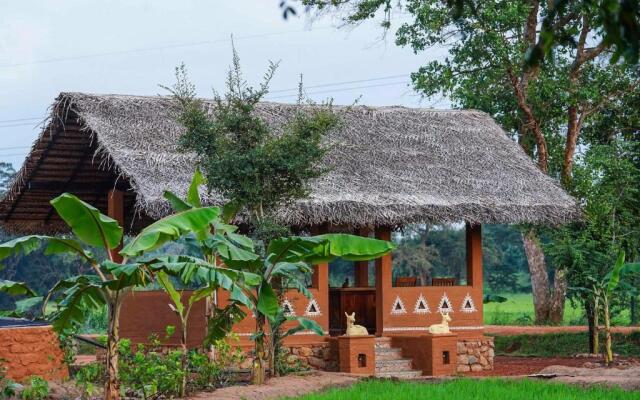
[233,233,396,384]
[0,193,223,400]
[163,171,396,385]
[574,251,640,363]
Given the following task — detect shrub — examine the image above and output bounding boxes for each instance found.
[189,335,245,391]
[74,362,105,399]
[21,376,48,400]
[118,337,183,399]
[0,361,19,399]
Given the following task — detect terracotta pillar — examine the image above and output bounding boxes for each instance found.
[311,224,330,333]
[107,190,124,263]
[465,223,482,288]
[354,228,370,287]
[375,227,392,336]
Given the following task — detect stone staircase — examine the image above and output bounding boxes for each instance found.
[374,337,422,379]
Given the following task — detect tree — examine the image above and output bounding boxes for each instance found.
[166,45,344,381]
[0,194,231,400]
[302,0,640,65]
[166,46,339,236]
[0,162,15,197]
[303,0,639,324]
[547,139,640,350]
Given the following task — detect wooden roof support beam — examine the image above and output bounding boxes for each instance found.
[3,125,61,222]
[44,147,94,224]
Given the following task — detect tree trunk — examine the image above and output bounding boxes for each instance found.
[105,299,122,400]
[593,295,600,355]
[522,230,566,324]
[252,316,267,385]
[585,301,596,354]
[603,295,613,364]
[549,268,567,324]
[631,295,638,326]
[180,318,188,398]
[522,230,551,323]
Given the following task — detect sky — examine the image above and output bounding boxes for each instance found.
[0,1,448,169]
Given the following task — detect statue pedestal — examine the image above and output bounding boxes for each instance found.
[423,332,458,376]
[337,335,375,375]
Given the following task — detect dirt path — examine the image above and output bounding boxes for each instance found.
[485,325,640,336]
[188,372,359,400]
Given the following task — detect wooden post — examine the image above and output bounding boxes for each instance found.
[375,227,392,336]
[354,228,370,287]
[466,223,482,289]
[108,190,125,263]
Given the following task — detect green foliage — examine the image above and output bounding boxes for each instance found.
[20,376,48,400]
[289,377,638,400]
[0,361,19,399]
[121,206,221,257]
[0,280,36,297]
[493,331,640,358]
[74,362,105,399]
[115,334,246,398]
[117,338,184,399]
[189,336,245,390]
[166,46,339,226]
[0,162,15,197]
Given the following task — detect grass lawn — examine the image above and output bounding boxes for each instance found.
[290,378,639,400]
[493,331,640,357]
[483,293,631,326]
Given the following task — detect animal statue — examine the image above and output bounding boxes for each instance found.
[345,312,369,336]
[428,311,452,334]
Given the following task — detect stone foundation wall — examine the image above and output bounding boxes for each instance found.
[236,342,338,372]
[281,342,338,372]
[456,337,494,372]
[0,326,68,382]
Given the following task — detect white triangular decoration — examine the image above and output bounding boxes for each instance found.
[304,298,322,317]
[413,294,430,314]
[437,293,454,314]
[460,293,477,313]
[281,298,296,317]
[391,295,407,315]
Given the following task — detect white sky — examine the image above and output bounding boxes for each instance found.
[0,0,449,168]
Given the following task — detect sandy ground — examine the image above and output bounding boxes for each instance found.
[485,325,640,336]
[188,372,359,400]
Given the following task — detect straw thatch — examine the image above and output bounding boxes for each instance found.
[0,92,581,233]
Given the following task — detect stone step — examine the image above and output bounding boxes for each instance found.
[375,358,414,372]
[375,348,403,360]
[375,370,423,379]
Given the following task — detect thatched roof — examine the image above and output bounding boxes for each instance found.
[0,92,580,233]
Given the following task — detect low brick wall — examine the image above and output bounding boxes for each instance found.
[456,337,494,372]
[0,326,68,382]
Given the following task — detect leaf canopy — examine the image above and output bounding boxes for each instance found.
[0,280,36,297]
[121,206,220,257]
[51,193,123,250]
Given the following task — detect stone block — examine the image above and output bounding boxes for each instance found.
[457,364,471,372]
[299,347,313,357]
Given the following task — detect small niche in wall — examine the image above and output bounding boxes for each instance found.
[358,354,367,368]
[442,351,450,365]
